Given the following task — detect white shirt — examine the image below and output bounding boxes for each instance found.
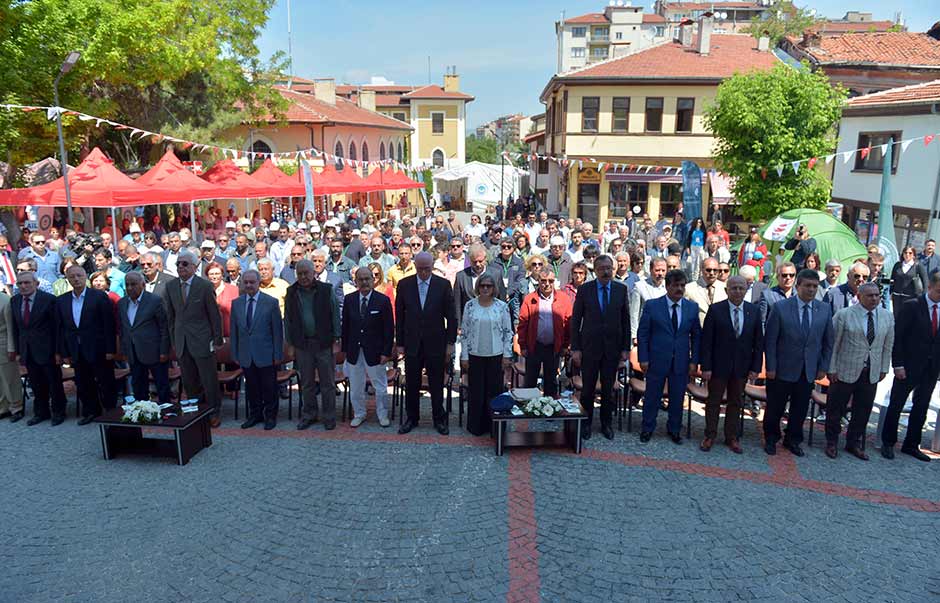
[926,294,940,321]
[127,295,141,326]
[71,287,87,327]
[728,300,744,336]
[165,250,180,276]
[744,285,755,304]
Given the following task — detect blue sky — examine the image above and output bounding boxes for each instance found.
[256,1,936,130]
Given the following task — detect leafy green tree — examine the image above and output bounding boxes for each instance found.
[743,0,821,45]
[704,63,846,221]
[466,134,499,164]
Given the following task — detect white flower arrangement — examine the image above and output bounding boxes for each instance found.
[121,400,163,424]
[522,396,565,417]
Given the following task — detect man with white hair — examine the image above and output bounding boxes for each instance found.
[737,264,767,305]
[821,258,841,295]
[546,236,572,288]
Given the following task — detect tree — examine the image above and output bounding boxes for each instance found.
[704,63,846,221]
[466,134,499,164]
[743,0,821,45]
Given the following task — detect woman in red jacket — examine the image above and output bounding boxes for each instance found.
[516,267,572,397]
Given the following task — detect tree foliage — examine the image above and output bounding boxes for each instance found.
[0,0,286,174]
[466,134,500,164]
[704,63,846,222]
[743,0,821,45]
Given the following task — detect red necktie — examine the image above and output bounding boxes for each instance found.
[933,304,937,337]
[23,297,30,327]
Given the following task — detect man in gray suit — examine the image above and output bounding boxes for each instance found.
[163,250,224,427]
[764,268,834,457]
[117,272,171,404]
[826,283,893,460]
[231,270,283,430]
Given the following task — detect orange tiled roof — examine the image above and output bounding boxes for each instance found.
[818,20,897,34]
[565,13,608,24]
[560,35,779,80]
[662,1,763,9]
[798,32,940,66]
[402,85,474,101]
[845,79,940,107]
[643,14,667,24]
[336,84,415,94]
[266,87,411,130]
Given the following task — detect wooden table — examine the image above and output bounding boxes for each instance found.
[491,402,587,456]
[94,405,213,466]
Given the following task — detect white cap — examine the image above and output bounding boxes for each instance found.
[129,223,141,233]
[352,228,361,236]
[269,221,280,231]
[225,221,237,229]
[201,240,215,249]
[310,224,321,233]
[180,231,190,241]
[297,222,307,230]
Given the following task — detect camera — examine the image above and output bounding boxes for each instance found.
[65,232,104,257]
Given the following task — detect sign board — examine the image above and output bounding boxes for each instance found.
[182,161,203,175]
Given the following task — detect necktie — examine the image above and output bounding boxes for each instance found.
[707,285,714,305]
[933,304,938,337]
[22,297,30,327]
[671,302,679,332]
[182,281,190,303]
[602,285,609,313]
[360,295,368,320]
[866,311,875,346]
[801,304,810,337]
[419,280,428,309]
[733,306,740,337]
[247,296,254,329]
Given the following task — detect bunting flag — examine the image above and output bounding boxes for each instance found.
[807,157,818,169]
[860,147,871,160]
[825,154,835,164]
[791,161,801,174]
[926,134,935,147]
[776,165,784,178]
[901,139,914,153]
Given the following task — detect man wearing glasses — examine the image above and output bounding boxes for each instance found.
[434,239,467,287]
[546,236,572,289]
[517,268,572,397]
[823,261,869,313]
[759,262,797,328]
[489,237,524,289]
[17,233,59,284]
[279,244,306,285]
[684,257,727,326]
[140,253,171,297]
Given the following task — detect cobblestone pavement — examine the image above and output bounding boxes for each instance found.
[0,395,938,603]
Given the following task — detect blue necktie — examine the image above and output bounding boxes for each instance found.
[247,297,254,329]
[601,285,609,313]
[801,304,810,338]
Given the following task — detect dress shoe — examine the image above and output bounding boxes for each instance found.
[0,411,11,420]
[764,442,776,456]
[880,445,895,460]
[51,415,65,426]
[241,417,262,429]
[601,424,614,440]
[824,444,838,459]
[581,423,592,440]
[26,415,48,426]
[379,417,390,428]
[699,437,714,452]
[845,445,868,461]
[398,419,416,434]
[726,439,743,454]
[784,441,805,457]
[668,432,682,445]
[639,431,652,443]
[10,411,24,423]
[435,421,449,436]
[78,415,97,426]
[350,416,366,428]
[209,416,221,429]
[297,418,316,430]
[901,446,931,462]
[323,420,336,431]
[263,420,276,431]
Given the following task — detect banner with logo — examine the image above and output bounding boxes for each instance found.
[681,160,702,222]
[763,216,799,242]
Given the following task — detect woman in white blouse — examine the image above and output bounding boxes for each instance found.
[459,274,514,436]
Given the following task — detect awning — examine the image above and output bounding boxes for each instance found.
[605,167,702,184]
[137,148,260,201]
[200,159,290,197]
[250,159,306,196]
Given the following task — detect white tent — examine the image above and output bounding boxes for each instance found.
[432,161,528,210]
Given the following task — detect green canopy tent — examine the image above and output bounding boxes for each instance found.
[758,208,867,285]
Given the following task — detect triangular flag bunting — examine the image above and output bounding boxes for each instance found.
[776,165,784,178]
[842,151,854,164]
[825,154,835,164]
[760,168,768,180]
[791,161,800,174]
[901,139,913,153]
[925,135,935,147]
[860,146,871,160]
[807,157,818,169]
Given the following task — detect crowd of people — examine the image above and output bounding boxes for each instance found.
[0,199,934,463]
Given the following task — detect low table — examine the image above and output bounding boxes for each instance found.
[491,402,587,456]
[94,405,213,465]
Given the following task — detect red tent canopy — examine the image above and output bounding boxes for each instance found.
[0,147,183,207]
[200,160,290,197]
[364,167,424,191]
[318,164,373,193]
[137,148,252,200]
[250,159,305,196]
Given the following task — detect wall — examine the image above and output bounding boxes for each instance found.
[411,100,465,168]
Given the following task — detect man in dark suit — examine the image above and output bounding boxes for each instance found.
[637,269,700,444]
[231,270,284,430]
[342,267,394,428]
[11,271,67,425]
[758,262,796,326]
[56,264,116,424]
[570,255,631,441]
[823,261,868,313]
[882,270,940,462]
[395,252,457,435]
[918,239,940,275]
[700,275,763,453]
[764,268,834,456]
[140,252,172,297]
[454,243,506,324]
[163,251,224,427]
[117,271,171,405]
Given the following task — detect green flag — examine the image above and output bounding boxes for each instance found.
[876,138,898,268]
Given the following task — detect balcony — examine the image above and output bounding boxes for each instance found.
[589,34,610,43]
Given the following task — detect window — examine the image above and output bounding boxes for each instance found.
[645,97,663,132]
[379,142,386,161]
[590,47,608,58]
[432,149,444,168]
[538,156,549,174]
[593,27,609,40]
[572,27,586,37]
[348,141,357,162]
[393,112,406,122]
[397,142,403,163]
[571,47,586,58]
[855,131,902,173]
[612,97,630,133]
[334,141,344,170]
[655,26,666,37]
[581,97,599,132]
[361,142,369,163]
[675,97,694,133]
[431,112,444,134]
[609,183,649,217]
[615,32,623,40]
[660,183,683,218]
[251,140,272,156]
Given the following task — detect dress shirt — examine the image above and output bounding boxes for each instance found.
[536,292,554,345]
[728,300,744,336]
[418,277,431,309]
[165,251,180,276]
[182,276,195,301]
[744,285,754,304]
[127,295,141,326]
[245,293,259,325]
[927,295,940,329]
[71,287,87,327]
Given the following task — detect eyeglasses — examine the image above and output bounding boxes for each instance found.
[33,240,45,245]
[227,269,239,274]
[538,279,555,285]
[291,252,304,257]
[450,244,462,248]
[478,284,494,289]
[177,261,191,267]
[780,273,796,278]
[704,268,718,273]
[501,244,513,249]
[530,262,544,267]
[850,273,866,280]
[719,268,730,274]
[140,262,154,267]
[411,242,422,247]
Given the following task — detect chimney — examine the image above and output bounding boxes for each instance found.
[678,18,694,47]
[358,89,376,112]
[802,29,821,47]
[443,73,460,93]
[758,34,770,52]
[698,11,713,56]
[313,78,336,105]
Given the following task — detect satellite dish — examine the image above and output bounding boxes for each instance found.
[720,11,728,20]
[609,0,615,5]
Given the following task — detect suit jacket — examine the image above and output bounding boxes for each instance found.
[830,303,893,384]
[0,293,17,365]
[517,290,572,355]
[143,271,172,297]
[342,290,394,366]
[823,283,858,314]
[891,296,940,378]
[394,274,457,358]
[758,285,790,327]
[637,296,700,377]
[56,288,116,362]
[116,291,170,366]
[765,296,833,382]
[230,292,283,368]
[700,300,762,379]
[919,253,940,275]
[570,279,631,359]
[10,290,58,364]
[453,266,507,324]
[683,279,727,326]
[747,281,767,305]
[163,276,223,358]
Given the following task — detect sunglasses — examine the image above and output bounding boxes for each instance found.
[780,273,796,278]
[140,262,154,267]
[177,261,191,267]
[451,244,462,248]
[411,242,422,247]
[704,268,718,273]
[719,269,730,274]
[530,262,544,267]
[291,252,304,257]
[478,284,494,289]
[501,245,513,249]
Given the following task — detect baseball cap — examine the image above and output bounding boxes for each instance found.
[269,221,280,231]
[351,228,361,236]
[129,223,141,233]
[237,218,251,226]
[201,240,215,249]
[310,224,321,233]
[225,221,237,229]
[297,222,307,230]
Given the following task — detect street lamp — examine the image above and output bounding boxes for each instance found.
[53,51,81,229]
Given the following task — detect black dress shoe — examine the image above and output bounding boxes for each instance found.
[901,446,931,462]
[10,411,24,423]
[845,446,868,461]
[78,415,97,426]
[581,423,592,440]
[785,442,805,457]
[601,424,614,440]
[241,417,262,429]
[824,444,838,459]
[296,418,316,430]
[263,420,277,431]
[668,432,682,445]
[639,431,652,443]
[881,445,895,459]
[435,421,449,436]
[51,415,65,426]
[398,419,416,435]
[26,416,48,426]
[764,442,776,456]
[323,420,336,431]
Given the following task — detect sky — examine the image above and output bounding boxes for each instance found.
[256,0,936,131]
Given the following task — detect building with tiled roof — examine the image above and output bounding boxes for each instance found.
[654,1,772,35]
[538,13,781,225]
[832,79,940,246]
[555,4,671,73]
[780,28,940,97]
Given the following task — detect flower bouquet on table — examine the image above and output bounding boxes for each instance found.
[120,400,163,424]
[521,396,564,417]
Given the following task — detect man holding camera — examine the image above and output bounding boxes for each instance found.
[784,224,816,270]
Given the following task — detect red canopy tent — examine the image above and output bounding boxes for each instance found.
[319,164,374,193]
[250,159,306,196]
[364,167,424,191]
[200,159,291,197]
[137,148,257,200]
